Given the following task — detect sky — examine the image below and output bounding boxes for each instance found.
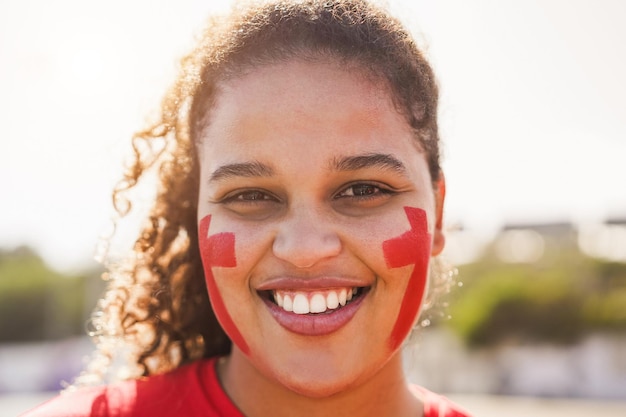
[1,0,625,271]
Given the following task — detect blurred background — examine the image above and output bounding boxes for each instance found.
[1,0,625,415]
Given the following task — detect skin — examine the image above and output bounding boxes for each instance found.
[196,59,445,417]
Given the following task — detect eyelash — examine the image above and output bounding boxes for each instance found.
[221,189,280,204]
[334,182,395,200]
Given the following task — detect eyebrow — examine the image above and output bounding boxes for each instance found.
[330,153,407,174]
[208,153,406,182]
[209,161,275,182]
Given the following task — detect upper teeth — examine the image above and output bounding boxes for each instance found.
[273,288,358,315]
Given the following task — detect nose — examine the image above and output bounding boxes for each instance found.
[272,206,342,268]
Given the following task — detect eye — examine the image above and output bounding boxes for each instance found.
[217,188,282,218]
[334,182,394,200]
[338,183,380,198]
[221,190,278,204]
[332,182,397,214]
[229,190,276,202]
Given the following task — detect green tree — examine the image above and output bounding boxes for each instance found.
[0,246,104,342]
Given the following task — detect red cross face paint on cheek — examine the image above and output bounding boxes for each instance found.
[382,206,432,351]
[198,214,250,355]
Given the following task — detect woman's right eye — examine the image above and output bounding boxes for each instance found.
[229,190,275,202]
[218,189,281,216]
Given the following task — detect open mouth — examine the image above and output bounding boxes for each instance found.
[261,287,369,315]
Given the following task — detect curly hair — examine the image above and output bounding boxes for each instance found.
[78,0,447,385]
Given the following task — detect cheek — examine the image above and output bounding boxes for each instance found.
[382,207,432,351]
[198,214,250,355]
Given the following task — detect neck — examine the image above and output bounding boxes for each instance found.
[218,348,423,417]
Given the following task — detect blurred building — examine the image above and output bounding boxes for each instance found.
[494,222,577,263]
[579,217,626,263]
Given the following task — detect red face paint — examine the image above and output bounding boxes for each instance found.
[198,214,250,355]
[382,207,432,350]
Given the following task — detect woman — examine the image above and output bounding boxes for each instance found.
[24,0,471,415]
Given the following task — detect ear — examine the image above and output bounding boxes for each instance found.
[431,172,446,257]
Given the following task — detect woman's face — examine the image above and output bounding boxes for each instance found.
[196,59,445,396]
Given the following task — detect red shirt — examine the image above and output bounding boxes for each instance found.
[22,357,471,416]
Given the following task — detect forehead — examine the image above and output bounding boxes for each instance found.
[221,60,393,120]
[197,59,421,168]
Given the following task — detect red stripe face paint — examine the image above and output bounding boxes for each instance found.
[198,214,250,355]
[382,207,432,350]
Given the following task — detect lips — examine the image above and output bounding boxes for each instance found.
[257,278,370,336]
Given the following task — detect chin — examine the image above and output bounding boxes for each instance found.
[262,351,371,399]
[277,370,359,399]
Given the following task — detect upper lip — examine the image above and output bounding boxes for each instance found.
[256,276,371,291]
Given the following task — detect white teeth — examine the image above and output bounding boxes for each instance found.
[276,292,284,307]
[310,294,327,313]
[293,293,310,314]
[326,291,339,309]
[283,294,293,312]
[338,289,347,306]
[271,287,361,314]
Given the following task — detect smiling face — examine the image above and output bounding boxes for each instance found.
[196,59,445,396]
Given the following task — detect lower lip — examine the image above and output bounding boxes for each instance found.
[262,291,367,336]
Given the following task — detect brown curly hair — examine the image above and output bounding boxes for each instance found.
[79,0,446,384]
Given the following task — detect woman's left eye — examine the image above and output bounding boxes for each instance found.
[334,183,392,199]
